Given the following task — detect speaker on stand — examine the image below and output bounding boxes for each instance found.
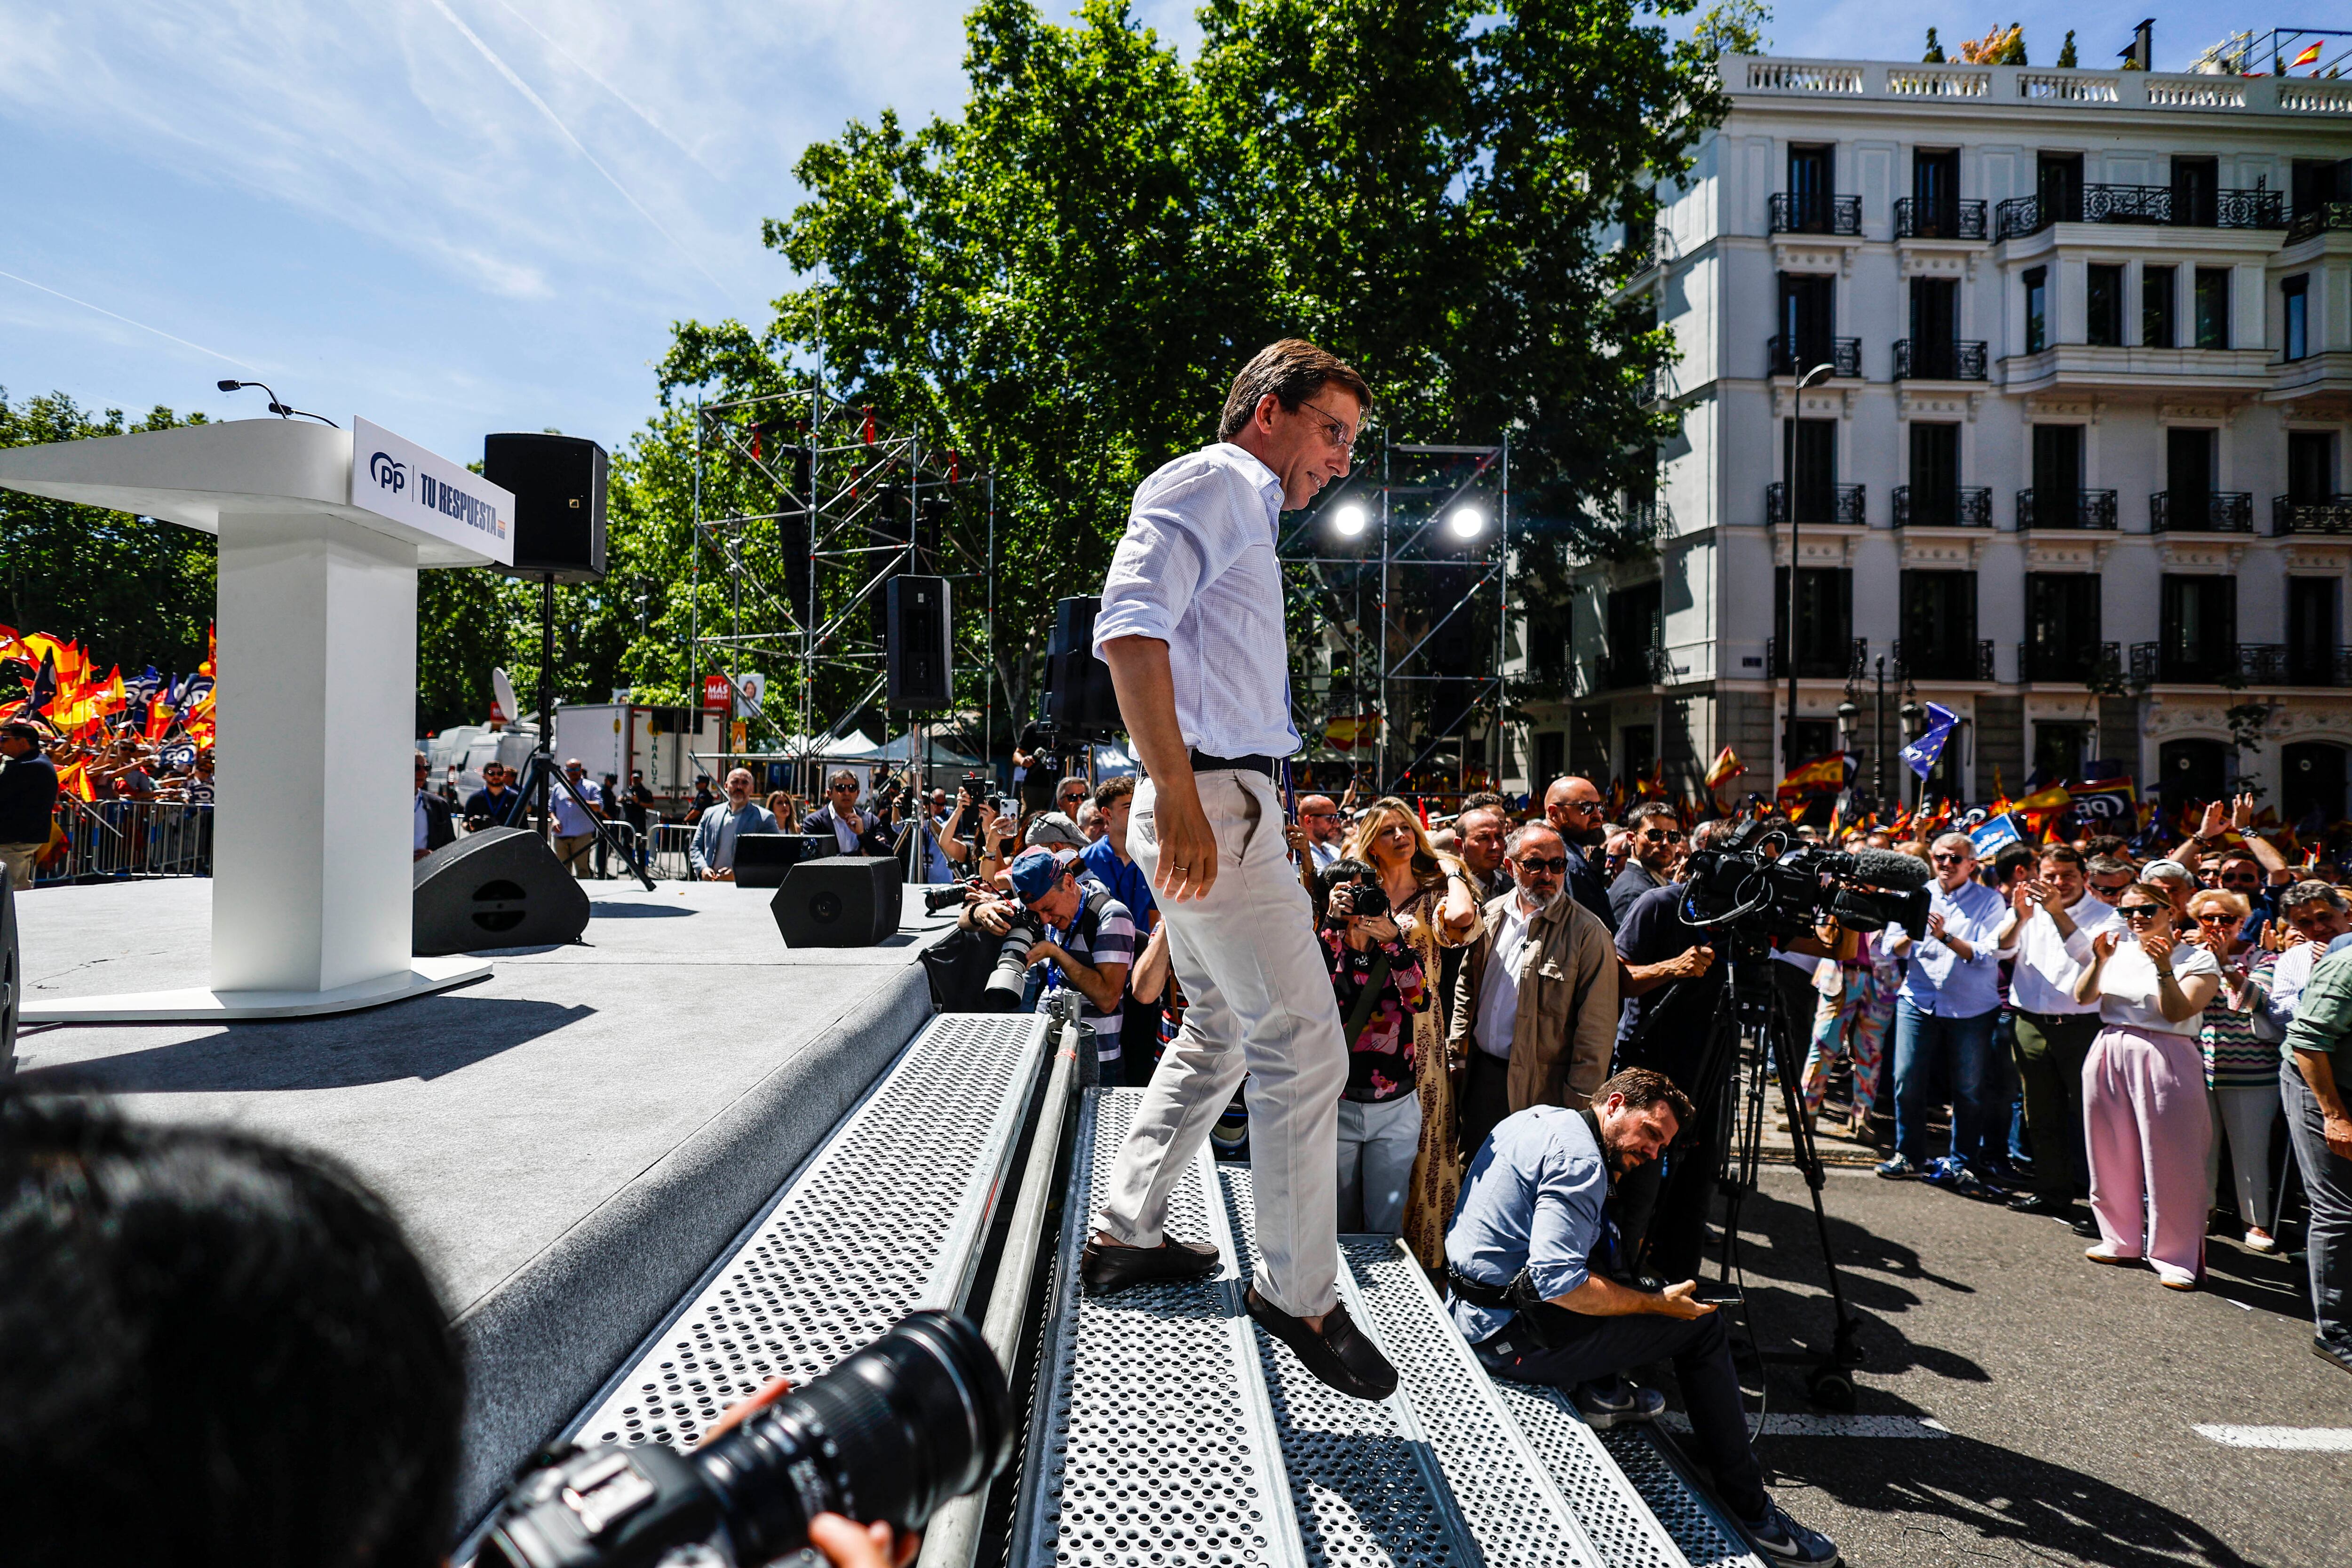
[484,433,609,837]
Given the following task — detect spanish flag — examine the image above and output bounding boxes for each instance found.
[1776,751,1851,799]
[2292,40,2324,70]
[1704,746,1743,789]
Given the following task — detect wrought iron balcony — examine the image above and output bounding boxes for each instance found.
[2148,491,2253,533]
[1892,339,1988,381]
[2018,640,2121,685]
[2016,488,2119,531]
[1768,336,1861,378]
[1767,481,1866,527]
[1892,638,1995,682]
[1893,485,1992,528]
[2274,494,2352,536]
[1766,636,1869,680]
[1599,643,1674,692]
[2288,202,2352,245]
[1994,184,2286,239]
[2130,641,2260,686]
[1892,198,1987,240]
[1768,192,1861,236]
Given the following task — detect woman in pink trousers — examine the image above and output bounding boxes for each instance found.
[2072,881,2223,1289]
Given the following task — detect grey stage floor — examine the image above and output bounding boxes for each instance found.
[11,875,957,1518]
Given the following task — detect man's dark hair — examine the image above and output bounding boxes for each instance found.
[2083,833,2127,860]
[1459,791,1510,815]
[2085,854,2133,879]
[1593,1066,1696,1126]
[1991,843,2035,882]
[1093,774,1136,809]
[0,1092,463,1568]
[1216,339,1373,441]
[1626,800,1677,828]
[2037,843,2085,869]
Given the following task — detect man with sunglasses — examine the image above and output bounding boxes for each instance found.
[1610,802,1684,925]
[2083,856,2137,907]
[1542,776,1618,932]
[1295,793,1348,875]
[1877,832,2014,1186]
[803,769,891,857]
[1085,339,1399,1402]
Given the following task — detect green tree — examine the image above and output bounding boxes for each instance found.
[0,389,214,679]
[1923,27,1945,63]
[2056,29,2077,68]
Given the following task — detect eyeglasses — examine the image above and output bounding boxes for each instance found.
[1516,856,1569,874]
[1555,799,1600,817]
[2090,880,2133,893]
[2117,904,2166,921]
[1302,809,1340,820]
[1640,828,1684,842]
[1931,852,1971,864]
[1295,399,1359,454]
[2193,912,2235,924]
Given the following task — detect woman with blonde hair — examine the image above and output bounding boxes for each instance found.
[1342,797,1483,1266]
[2074,882,2223,1288]
[2185,887,2283,1251]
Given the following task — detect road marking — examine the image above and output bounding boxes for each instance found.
[1661,1413,1950,1438]
[2193,1425,2352,1451]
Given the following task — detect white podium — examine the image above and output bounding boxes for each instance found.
[0,417,516,1021]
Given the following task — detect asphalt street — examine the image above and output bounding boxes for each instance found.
[1661,1164,2351,1568]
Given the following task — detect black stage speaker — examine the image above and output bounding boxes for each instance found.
[1047,595,1120,738]
[413,827,591,955]
[731,833,832,889]
[485,432,608,583]
[771,856,900,948]
[886,574,953,708]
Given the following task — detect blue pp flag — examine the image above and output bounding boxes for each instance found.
[1901,701,1961,781]
[1969,813,2023,857]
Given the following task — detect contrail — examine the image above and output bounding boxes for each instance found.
[0,268,257,370]
[424,0,738,302]
[484,0,720,177]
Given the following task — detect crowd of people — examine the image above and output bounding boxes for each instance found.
[0,717,215,889]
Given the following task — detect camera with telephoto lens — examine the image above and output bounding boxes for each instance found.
[922,882,974,915]
[480,1311,1009,1568]
[1677,818,1931,954]
[982,907,1045,1010]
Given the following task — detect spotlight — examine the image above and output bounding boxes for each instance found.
[1332,501,1368,537]
[1447,506,1485,539]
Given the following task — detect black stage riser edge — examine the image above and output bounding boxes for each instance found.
[413,828,591,955]
[771,856,900,947]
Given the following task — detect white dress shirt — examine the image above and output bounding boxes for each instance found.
[1091,442,1301,758]
[1473,891,1540,1061]
[2008,893,2120,1016]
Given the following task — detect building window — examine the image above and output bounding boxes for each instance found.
[2033,422,2084,500]
[2087,264,2124,347]
[2284,274,2311,363]
[1900,571,1979,680]
[2289,431,2336,503]
[1773,566,1854,677]
[1782,417,1838,522]
[2034,722,2090,782]
[1912,148,1960,233]
[1534,731,1565,788]
[2289,577,2340,686]
[2170,156,2219,228]
[2194,268,2230,350]
[2166,427,2216,504]
[2037,151,2083,224]
[1620,724,1656,784]
[1604,580,1662,689]
[1909,422,1961,522]
[1778,272,1835,367]
[2025,573,2102,681]
[2024,266,2049,353]
[2160,574,2237,683]
[2142,265,2176,348]
[1787,143,1834,231]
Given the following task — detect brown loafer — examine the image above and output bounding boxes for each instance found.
[1080,1235,1220,1295]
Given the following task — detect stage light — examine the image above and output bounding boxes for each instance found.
[1332,501,1368,537]
[1447,505,1486,539]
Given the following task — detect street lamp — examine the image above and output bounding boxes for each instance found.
[1782,360,1836,782]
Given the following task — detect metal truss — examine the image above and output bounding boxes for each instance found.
[1279,438,1510,800]
[687,383,995,781]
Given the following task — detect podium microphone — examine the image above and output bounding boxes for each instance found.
[216,379,338,428]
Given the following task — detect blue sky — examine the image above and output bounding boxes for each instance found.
[0,2,2270,464]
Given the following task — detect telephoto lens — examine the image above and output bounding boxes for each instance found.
[922,882,971,915]
[981,915,1041,1010]
[481,1311,1010,1568]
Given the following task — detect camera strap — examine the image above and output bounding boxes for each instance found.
[1339,949,1393,1049]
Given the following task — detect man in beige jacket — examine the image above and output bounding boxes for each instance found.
[1451,820,1622,1160]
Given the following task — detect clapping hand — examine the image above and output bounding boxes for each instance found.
[2197,799,2230,844]
[2090,929,2120,962]
[2139,925,2177,967]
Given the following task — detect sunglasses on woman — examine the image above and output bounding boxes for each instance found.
[2116,904,2167,922]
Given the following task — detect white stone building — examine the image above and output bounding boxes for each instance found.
[1531,51,2352,826]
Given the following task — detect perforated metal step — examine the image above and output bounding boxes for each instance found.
[564,1012,1051,1453]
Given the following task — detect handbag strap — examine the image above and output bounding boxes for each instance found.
[1341,948,1395,1048]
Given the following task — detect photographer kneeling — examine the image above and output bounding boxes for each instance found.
[983,847,1136,1072]
[1443,1068,1840,1567]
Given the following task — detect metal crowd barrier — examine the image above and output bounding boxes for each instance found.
[37,801,214,883]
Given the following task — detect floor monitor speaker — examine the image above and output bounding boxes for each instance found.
[771,856,901,948]
[886,574,953,708]
[485,432,608,583]
[413,827,591,955]
[731,833,833,889]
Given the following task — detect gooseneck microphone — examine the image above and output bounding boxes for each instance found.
[216,379,339,428]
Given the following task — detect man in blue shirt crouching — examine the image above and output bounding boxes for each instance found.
[1443,1068,1840,1566]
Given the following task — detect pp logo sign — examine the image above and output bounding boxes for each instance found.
[368,451,408,496]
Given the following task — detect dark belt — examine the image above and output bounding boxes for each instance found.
[1186,749,1279,778]
[1444,1266,1516,1311]
[2011,1007,2099,1027]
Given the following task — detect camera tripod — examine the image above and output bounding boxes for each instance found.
[1633,944,1867,1409]
[505,751,657,892]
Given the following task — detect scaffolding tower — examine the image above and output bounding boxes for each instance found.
[1279,438,1510,804]
[687,384,994,788]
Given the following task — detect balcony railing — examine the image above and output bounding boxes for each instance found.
[1767,481,1867,526]
[1994,183,2286,239]
[1893,638,1995,682]
[2018,640,2121,685]
[2288,202,2352,244]
[2148,491,2254,533]
[1768,192,1861,236]
[1768,335,1862,378]
[1766,636,1870,680]
[1893,485,1993,528]
[2274,494,2352,536]
[1892,338,1988,381]
[1600,644,1674,692]
[1892,198,1988,240]
[2131,641,2280,686]
[2016,487,2119,531]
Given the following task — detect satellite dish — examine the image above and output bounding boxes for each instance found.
[491,667,519,726]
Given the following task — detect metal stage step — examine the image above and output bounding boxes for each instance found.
[1016,1089,1763,1568]
[560,1012,1052,1455]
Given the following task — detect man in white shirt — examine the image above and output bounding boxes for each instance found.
[1991,844,2120,1217]
[2265,881,2352,1035]
[549,758,604,877]
[1879,831,2016,1184]
[1084,338,1397,1402]
[804,769,883,856]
